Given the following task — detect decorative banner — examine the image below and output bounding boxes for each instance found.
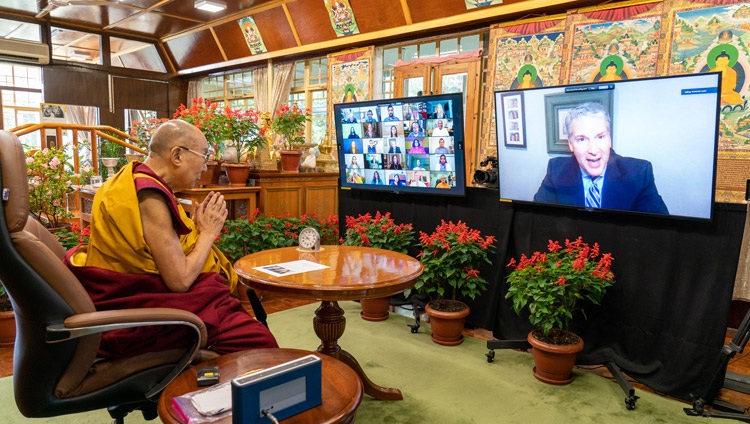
[563,3,663,84]
[324,0,360,37]
[328,47,373,104]
[327,47,374,151]
[465,0,503,9]
[478,18,567,162]
[663,0,750,203]
[238,17,267,55]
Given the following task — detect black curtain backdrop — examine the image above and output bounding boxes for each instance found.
[339,187,746,400]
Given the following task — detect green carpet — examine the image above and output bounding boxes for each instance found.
[0,302,736,423]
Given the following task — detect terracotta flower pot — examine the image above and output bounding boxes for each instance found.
[279,150,302,173]
[0,310,16,347]
[196,160,218,187]
[225,163,252,187]
[425,300,470,346]
[527,329,584,385]
[360,296,391,321]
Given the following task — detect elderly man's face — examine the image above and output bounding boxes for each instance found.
[567,114,611,178]
[437,120,444,129]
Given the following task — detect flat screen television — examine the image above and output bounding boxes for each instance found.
[494,73,721,221]
[335,92,466,196]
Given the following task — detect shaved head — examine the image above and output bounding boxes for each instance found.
[149,119,206,155]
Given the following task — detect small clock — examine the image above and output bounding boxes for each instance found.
[298,227,321,252]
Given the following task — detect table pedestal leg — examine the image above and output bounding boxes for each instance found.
[314,301,403,401]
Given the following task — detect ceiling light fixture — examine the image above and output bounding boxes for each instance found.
[195,0,226,12]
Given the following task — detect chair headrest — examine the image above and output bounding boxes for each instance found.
[0,130,29,233]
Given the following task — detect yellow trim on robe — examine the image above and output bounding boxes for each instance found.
[69,163,238,291]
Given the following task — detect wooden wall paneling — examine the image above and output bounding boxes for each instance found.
[305,184,338,218]
[348,0,408,32]
[165,30,226,70]
[251,7,299,52]
[264,186,304,217]
[43,67,109,108]
[286,0,338,45]
[406,0,475,23]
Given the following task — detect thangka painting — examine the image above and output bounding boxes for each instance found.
[478,17,567,159]
[324,0,360,37]
[238,17,267,55]
[465,0,503,10]
[328,47,373,142]
[663,0,750,202]
[328,47,373,104]
[563,2,663,84]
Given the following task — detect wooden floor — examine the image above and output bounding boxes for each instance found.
[1,291,750,418]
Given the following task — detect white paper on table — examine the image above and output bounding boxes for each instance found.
[253,260,329,277]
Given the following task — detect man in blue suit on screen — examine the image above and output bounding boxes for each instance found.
[533,102,668,214]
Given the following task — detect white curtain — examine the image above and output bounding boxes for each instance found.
[270,62,294,114]
[187,79,203,101]
[254,66,269,114]
[66,105,98,126]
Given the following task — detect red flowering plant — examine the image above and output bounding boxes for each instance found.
[505,236,615,345]
[128,117,169,151]
[412,220,496,312]
[343,212,415,254]
[173,98,226,160]
[53,224,91,251]
[215,209,339,262]
[270,103,311,150]
[220,107,266,163]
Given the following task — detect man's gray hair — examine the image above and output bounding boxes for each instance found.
[564,102,611,139]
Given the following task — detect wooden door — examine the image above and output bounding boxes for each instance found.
[394,57,482,182]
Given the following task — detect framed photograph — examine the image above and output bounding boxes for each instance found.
[544,90,613,153]
[501,92,526,147]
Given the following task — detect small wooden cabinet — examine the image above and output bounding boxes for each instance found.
[248,171,339,218]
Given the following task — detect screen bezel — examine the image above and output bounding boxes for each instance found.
[335,92,466,197]
[493,73,721,222]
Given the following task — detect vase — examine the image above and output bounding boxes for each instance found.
[225,163,252,187]
[0,310,15,347]
[425,300,470,346]
[279,150,303,173]
[125,153,145,163]
[527,329,584,385]
[360,296,391,321]
[197,160,218,187]
[101,157,120,180]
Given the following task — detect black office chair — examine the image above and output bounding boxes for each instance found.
[0,130,212,422]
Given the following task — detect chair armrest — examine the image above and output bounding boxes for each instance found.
[47,308,208,348]
[46,308,209,399]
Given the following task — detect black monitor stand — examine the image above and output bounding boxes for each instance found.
[684,307,750,422]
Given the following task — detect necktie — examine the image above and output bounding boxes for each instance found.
[586,176,601,208]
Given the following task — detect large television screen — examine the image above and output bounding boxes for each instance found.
[335,92,466,196]
[494,73,721,221]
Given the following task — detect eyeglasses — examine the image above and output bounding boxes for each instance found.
[177,146,210,163]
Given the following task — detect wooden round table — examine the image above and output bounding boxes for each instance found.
[234,245,423,400]
[158,348,362,424]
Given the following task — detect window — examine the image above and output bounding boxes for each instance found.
[0,63,42,147]
[380,31,485,99]
[51,27,102,65]
[203,70,255,110]
[111,37,166,73]
[286,58,328,144]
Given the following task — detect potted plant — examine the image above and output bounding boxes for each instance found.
[343,212,416,321]
[99,136,126,180]
[174,98,227,185]
[220,107,266,186]
[26,146,93,229]
[413,220,496,345]
[128,117,168,162]
[505,236,615,385]
[53,223,90,251]
[270,103,311,172]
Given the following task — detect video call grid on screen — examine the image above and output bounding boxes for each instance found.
[335,92,466,196]
[494,73,721,221]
